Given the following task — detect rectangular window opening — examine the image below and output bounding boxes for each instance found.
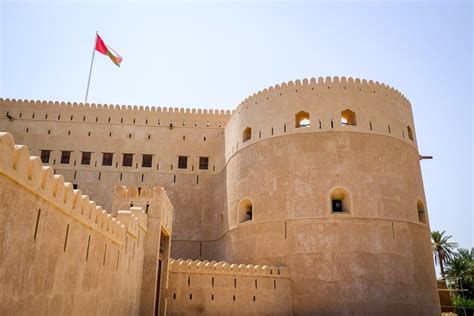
[142,154,153,168]
[40,150,51,164]
[122,153,133,167]
[102,153,113,166]
[60,151,71,164]
[199,157,209,170]
[81,152,91,165]
[178,156,188,169]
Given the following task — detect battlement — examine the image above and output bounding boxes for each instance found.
[0,98,233,115]
[0,131,149,244]
[112,185,174,233]
[169,258,289,277]
[235,76,410,114]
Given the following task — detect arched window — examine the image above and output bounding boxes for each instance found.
[341,109,357,126]
[238,198,253,223]
[329,188,352,213]
[417,200,426,223]
[407,125,414,141]
[243,127,252,142]
[295,111,310,128]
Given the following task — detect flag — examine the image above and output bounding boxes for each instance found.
[95,33,123,67]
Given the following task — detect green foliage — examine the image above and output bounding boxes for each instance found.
[452,294,474,315]
[432,230,459,278]
[446,247,474,299]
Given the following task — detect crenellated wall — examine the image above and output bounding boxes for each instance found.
[0,132,174,315]
[225,76,417,162]
[166,259,292,315]
[0,76,440,314]
[217,77,439,314]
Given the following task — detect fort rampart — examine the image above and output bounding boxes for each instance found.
[0,132,173,315]
[166,259,292,315]
[0,76,440,314]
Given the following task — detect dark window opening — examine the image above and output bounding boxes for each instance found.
[199,157,209,170]
[40,150,51,164]
[239,199,253,223]
[332,199,343,212]
[142,154,153,168]
[178,156,188,169]
[243,127,252,142]
[407,125,414,141]
[122,154,133,167]
[60,151,71,164]
[81,152,91,165]
[102,153,113,166]
[330,188,351,213]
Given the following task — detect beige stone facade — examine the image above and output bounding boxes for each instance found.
[0,76,440,315]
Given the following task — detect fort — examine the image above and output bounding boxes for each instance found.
[0,76,440,315]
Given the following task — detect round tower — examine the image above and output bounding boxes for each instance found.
[221,77,439,315]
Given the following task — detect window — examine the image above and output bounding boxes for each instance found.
[243,127,252,142]
[199,157,209,170]
[295,111,310,128]
[102,153,113,166]
[60,151,71,164]
[122,154,133,167]
[81,152,91,165]
[341,109,357,126]
[330,188,351,213]
[142,154,153,168]
[417,200,426,223]
[238,198,253,223]
[40,150,51,164]
[407,125,414,141]
[178,156,188,169]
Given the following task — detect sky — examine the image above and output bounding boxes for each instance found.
[0,1,472,249]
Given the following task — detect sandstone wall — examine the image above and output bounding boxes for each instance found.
[0,76,441,314]
[166,259,292,315]
[0,132,153,315]
[218,77,440,314]
[0,98,230,259]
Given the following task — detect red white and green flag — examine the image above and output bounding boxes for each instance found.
[95,33,123,67]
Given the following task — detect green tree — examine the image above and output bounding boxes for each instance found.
[431,230,458,279]
[446,248,474,295]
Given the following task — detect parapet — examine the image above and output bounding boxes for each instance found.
[234,76,410,115]
[0,131,147,245]
[112,185,174,233]
[169,258,289,277]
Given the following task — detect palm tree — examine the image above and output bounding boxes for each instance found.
[431,231,458,279]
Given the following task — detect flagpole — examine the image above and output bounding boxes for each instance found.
[84,31,98,104]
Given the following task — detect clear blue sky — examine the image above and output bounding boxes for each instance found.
[1,1,472,249]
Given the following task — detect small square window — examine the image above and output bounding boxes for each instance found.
[102,153,113,166]
[40,150,51,164]
[332,199,343,212]
[142,154,153,168]
[81,152,91,165]
[178,156,188,169]
[199,157,209,170]
[122,154,133,167]
[60,151,71,164]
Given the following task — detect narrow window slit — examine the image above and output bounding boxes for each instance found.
[86,235,91,261]
[63,224,69,252]
[34,209,41,241]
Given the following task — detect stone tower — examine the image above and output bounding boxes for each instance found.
[0,76,440,315]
